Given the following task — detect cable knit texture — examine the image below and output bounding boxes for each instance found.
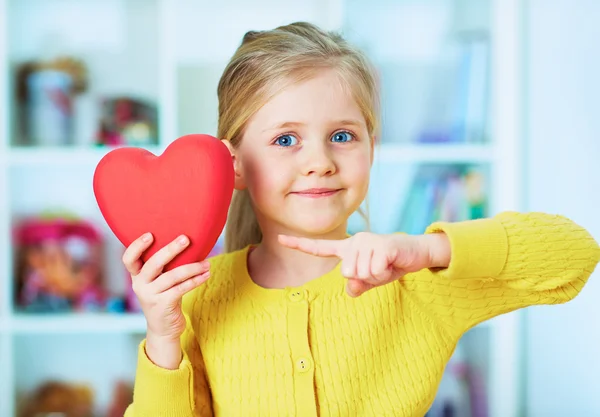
[125,212,600,417]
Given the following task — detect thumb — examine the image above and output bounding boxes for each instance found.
[346,279,374,297]
[278,235,343,258]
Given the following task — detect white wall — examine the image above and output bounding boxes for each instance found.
[524,1,600,415]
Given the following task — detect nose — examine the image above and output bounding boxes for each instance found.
[299,140,336,176]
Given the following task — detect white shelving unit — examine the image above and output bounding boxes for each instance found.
[10,313,147,335]
[0,0,525,416]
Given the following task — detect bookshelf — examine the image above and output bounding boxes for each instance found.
[0,0,525,416]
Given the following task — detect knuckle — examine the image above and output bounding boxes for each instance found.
[374,274,386,283]
[131,282,143,296]
[176,283,188,295]
[154,245,177,266]
[172,270,186,286]
[169,241,181,255]
[161,247,179,262]
[182,277,200,293]
[180,264,197,278]
[188,263,203,275]
[122,252,132,266]
[371,263,384,276]
[171,237,187,252]
[353,232,367,243]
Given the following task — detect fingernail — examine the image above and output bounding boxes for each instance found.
[142,233,151,242]
[178,235,189,246]
[200,260,210,269]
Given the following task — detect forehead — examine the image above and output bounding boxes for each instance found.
[246,69,366,131]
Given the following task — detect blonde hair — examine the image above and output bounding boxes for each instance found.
[218,22,380,252]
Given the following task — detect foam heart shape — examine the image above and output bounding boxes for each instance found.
[93,134,234,271]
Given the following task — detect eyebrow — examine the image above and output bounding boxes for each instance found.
[263,119,365,133]
[263,121,305,133]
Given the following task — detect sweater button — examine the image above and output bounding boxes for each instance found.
[295,357,312,373]
[287,289,305,302]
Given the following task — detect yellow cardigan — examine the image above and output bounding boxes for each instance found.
[125,212,600,417]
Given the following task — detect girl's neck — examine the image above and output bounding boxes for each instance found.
[247,224,347,289]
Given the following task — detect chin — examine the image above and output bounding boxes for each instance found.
[283,211,349,236]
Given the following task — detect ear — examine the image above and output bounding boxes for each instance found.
[221,139,246,190]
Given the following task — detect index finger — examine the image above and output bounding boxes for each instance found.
[278,235,343,258]
[140,234,190,280]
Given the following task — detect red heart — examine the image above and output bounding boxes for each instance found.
[93,134,234,271]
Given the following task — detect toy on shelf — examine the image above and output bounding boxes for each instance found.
[15,56,88,146]
[18,380,94,417]
[96,97,158,146]
[14,214,106,313]
[107,380,134,417]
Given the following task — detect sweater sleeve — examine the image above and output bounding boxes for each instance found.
[402,211,600,335]
[124,291,213,417]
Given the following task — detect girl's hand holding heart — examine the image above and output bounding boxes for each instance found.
[122,233,211,369]
[278,232,451,297]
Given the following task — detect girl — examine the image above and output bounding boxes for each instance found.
[123,22,600,416]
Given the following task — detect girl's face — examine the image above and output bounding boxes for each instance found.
[234,69,373,237]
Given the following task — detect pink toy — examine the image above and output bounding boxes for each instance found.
[14,216,106,312]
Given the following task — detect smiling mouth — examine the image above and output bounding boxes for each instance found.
[290,188,342,198]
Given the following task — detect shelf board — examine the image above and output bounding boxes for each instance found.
[4,312,493,335]
[374,142,494,164]
[9,312,147,334]
[7,145,166,167]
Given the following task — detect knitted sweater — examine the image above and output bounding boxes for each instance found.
[125,212,600,417]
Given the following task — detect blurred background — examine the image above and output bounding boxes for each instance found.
[0,0,598,416]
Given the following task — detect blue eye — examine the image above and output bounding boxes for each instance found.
[275,134,298,147]
[331,131,354,143]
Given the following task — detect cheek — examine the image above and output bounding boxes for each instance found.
[243,154,290,195]
[343,151,371,191]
